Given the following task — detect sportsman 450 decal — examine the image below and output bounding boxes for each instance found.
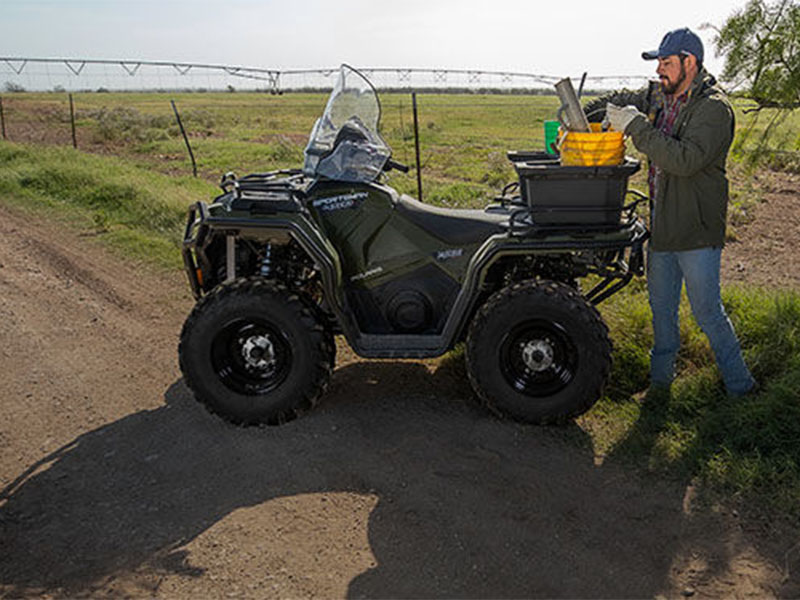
[312,192,368,212]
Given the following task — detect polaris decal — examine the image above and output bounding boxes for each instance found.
[435,248,464,261]
[312,192,368,212]
[350,266,383,282]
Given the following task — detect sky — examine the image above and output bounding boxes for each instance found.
[0,0,746,82]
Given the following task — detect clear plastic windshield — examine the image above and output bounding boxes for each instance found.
[303,65,390,183]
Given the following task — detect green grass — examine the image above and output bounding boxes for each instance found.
[1,90,800,519]
[0,142,215,269]
[0,92,564,205]
[590,286,800,516]
[3,90,796,207]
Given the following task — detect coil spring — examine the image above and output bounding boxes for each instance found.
[260,243,273,278]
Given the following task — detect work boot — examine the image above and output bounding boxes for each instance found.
[728,380,760,400]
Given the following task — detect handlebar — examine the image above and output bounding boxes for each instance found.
[384,158,410,173]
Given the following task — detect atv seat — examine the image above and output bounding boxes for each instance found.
[395,195,506,246]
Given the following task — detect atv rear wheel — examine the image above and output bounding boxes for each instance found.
[179,278,335,425]
[465,280,611,424]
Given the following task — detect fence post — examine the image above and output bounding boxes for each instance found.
[68,93,77,149]
[412,92,423,202]
[0,96,6,140]
[170,99,197,177]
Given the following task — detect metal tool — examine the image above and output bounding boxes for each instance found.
[555,77,591,132]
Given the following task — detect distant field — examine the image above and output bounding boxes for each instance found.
[2,90,796,206]
[0,92,560,204]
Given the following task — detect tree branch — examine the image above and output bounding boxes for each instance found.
[743,98,800,112]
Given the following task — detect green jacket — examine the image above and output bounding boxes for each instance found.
[592,70,735,251]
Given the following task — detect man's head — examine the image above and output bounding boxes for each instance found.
[642,27,703,95]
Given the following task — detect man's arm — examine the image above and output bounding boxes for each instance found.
[625,98,734,177]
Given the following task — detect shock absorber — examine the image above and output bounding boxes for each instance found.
[260,242,273,278]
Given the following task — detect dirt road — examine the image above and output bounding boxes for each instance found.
[0,198,797,598]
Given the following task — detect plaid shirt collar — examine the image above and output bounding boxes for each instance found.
[656,89,690,135]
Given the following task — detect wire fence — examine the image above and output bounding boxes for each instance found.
[0,88,797,189]
[0,90,568,182]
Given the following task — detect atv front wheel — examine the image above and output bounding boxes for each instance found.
[179,278,335,425]
[465,280,611,424]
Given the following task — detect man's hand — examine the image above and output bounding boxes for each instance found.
[606,103,645,134]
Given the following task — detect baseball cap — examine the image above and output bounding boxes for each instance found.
[642,27,704,62]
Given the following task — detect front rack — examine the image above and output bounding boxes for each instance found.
[219,169,305,196]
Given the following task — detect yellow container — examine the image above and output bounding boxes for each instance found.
[559,123,624,166]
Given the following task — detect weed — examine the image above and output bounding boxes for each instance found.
[269,135,302,163]
[84,106,173,144]
[425,180,487,208]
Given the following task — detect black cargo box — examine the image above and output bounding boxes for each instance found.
[512,157,641,226]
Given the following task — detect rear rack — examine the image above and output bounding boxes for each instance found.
[501,189,648,237]
[497,154,650,304]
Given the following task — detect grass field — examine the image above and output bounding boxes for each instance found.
[3,90,798,201]
[1,90,799,519]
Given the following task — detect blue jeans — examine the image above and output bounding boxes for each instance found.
[648,247,755,395]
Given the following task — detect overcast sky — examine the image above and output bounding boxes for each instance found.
[1,0,745,80]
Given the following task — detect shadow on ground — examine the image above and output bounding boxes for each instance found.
[0,360,792,597]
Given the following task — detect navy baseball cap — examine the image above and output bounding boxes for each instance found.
[642,27,704,62]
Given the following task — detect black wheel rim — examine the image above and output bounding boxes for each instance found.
[499,319,578,397]
[210,317,292,395]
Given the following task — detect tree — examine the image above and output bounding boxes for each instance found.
[707,0,800,160]
[711,0,800,110]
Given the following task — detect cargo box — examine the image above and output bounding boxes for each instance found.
[512,157,641,227]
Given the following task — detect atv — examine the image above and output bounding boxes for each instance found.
[179,64,648,426]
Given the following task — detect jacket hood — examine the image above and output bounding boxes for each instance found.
[691,68,721,99]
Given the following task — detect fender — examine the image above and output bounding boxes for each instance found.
[182,200,362,339]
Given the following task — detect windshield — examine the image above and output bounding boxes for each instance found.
[303,65,390,183]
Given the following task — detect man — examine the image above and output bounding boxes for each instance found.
[603,27,756,397]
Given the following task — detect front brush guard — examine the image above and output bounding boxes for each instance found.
[182,201,210,299]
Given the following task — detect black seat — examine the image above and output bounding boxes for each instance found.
[394,195,507,246]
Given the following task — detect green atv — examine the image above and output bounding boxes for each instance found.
[179,65,648,426]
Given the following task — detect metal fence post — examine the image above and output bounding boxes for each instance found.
[68,93,77,149]
[171,99,197,177]
[412,92,423,202]
[0,96,6,140]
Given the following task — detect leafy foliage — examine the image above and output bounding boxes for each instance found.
[713,0,800,110]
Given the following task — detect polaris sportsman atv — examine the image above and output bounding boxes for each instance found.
[179,65,648,426]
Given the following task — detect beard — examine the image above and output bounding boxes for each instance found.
[660,60,687,95]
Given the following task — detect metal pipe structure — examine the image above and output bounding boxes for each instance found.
[0,57,649,93]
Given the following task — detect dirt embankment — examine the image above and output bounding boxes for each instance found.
[721,171,800,289]
[0,187,798,598]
